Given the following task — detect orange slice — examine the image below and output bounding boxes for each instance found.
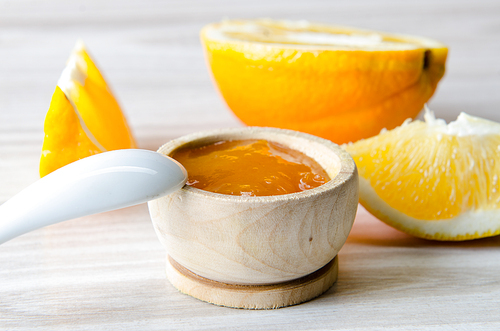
[201,19,448,144]
[344,108,500,241]
[40,41,136,177]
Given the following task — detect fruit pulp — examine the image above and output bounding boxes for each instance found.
[170,139,330,196]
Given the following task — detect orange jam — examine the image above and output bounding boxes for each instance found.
[170,139,330,196]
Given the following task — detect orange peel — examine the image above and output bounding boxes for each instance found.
[201,19,448,144]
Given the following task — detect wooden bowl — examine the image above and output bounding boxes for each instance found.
[148,127,358,308]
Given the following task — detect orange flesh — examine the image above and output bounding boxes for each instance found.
[171,139,330,196]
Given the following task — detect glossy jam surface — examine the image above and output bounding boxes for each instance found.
[171,139,330,196]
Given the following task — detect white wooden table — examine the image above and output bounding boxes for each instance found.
[1,0,499,329]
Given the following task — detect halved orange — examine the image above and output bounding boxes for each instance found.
[344,108,500,241]
[40,41,136,177]
[201,19,448,144]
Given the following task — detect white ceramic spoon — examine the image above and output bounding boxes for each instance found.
[0,149,187,245]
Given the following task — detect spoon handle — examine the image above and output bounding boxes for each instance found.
[0,149,187,245]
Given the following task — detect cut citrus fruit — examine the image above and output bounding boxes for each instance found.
[40,41,136,177]
[344,108,500,241]
[201,19,448,144]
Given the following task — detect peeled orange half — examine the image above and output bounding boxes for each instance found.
[201,19,448,144]
[344,109,500,241]
[40,41,136,177]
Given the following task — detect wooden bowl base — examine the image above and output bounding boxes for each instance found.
[165,255,338,309]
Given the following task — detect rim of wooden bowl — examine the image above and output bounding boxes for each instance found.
[157,126,356,202]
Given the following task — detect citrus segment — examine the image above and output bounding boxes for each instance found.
[201,19,448,144]
[40,86,102,177]
[40,41,136,177]
[344,109,500,241]
[58,41,137,152]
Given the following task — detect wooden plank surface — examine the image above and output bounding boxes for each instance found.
[1,0,499,329]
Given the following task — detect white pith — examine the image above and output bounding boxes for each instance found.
[203,20,445,51]
[423,106,500,137]
[56,40,106,152]
[57,40,87,97]
[360,176,500,239]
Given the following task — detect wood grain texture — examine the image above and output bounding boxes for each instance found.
[165,255,338,309]
[148,127,358,285]
[1,0,500,330]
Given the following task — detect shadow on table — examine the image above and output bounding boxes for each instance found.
[311,206,500,308]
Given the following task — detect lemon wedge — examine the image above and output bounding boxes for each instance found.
[344,108,500,241]
[40,41,136,177]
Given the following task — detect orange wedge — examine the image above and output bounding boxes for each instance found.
[201,19,448,144]
[40,41,136,177]
[344,108,500,241]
